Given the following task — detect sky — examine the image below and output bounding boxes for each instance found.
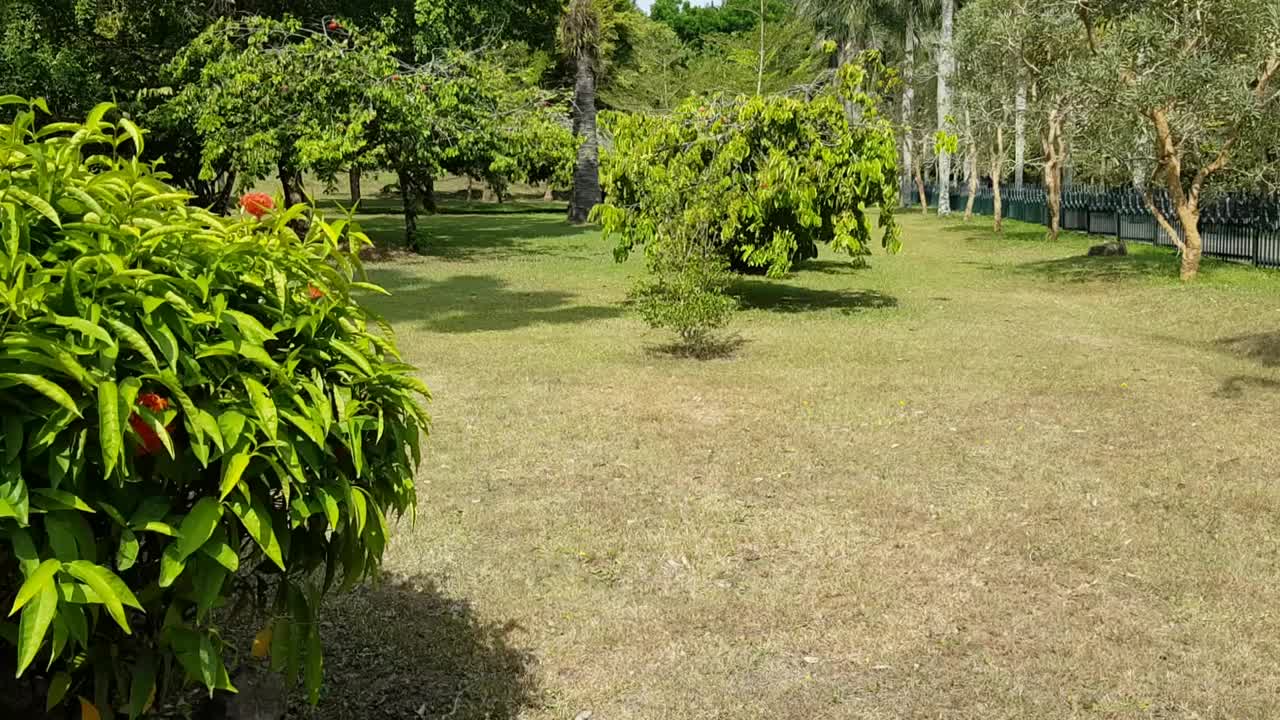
[634,0,717,12]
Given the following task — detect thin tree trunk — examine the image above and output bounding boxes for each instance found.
[991,125,1005,233]
[568,52,601,224]
[901,11,916,195]
[913,149,929,214]
[398,168,418,250]
[1177,205,1202,280]
[935,0,955,216]
[964,110,977,220]
[756,0,765,96]
[1014,80,1027,188]
[543,184,554,201]
[1041,107,1064,240]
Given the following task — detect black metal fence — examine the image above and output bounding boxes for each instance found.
[901,182,1280,267]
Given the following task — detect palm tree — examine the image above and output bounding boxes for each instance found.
[561,0,605,224]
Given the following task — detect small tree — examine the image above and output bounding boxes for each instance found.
[1072,0,1280,280]
[593,58,902,347]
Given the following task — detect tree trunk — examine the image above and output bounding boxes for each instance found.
[422,176,437,213]
[901,11,916,196]
[935,0,955,216]
[278,166,306,207]
[963,111,977,220]
[349,167,362,204]
[1041,107,1064,240]
[1014,80,1027,188]
[991,125,1005,234]
[1148,109,1204,280]
[398,168,417,251]
[568,52,602,224]
[913,151,929,214]
[543,184,554,201]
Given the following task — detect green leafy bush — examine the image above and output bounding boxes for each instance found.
[593,58,902,347]
[0,99,428,715]
[594,58,902,280]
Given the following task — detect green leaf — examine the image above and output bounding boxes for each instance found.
[281,410,325,448]
[199,538,239,572]
[219,447,252,500]
[15,582,58,676]
[305,625,323,705]
[11,559,61,616]
[46,671,71,711]
[0,373,81,416]
[329,338,374,376]
[116,528,139,572]
[158,545,185,588]
[174,498,223,561]
[30,488,95,513]
[227,495,284,570]
[243,378,278,441]
[96,381,120,478]
[105,319,159,369]
[8,187,61,227]
[191,556,228,620]
[127,654,155,720]
[50,315,114,347]
[217,410,247,450]
[64,561,137,634]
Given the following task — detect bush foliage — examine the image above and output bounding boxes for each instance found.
[592,57,902,345]
[0,99,428,715]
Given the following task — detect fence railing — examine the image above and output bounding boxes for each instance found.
[900,181,1280,267]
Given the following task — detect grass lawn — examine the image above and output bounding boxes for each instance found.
[302,207,1280,719]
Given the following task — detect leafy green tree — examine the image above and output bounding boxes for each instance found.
[651,0,789,46]
[593,59,902,345]
[1071,0,1280,280]
[0,99,427,717]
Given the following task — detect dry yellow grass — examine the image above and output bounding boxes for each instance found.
[298,211,1280,719]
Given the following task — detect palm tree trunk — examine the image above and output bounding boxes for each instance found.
[901,9,916,195]
[935,0,955,216]
[568,52,601,224]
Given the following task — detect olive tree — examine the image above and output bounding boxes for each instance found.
[1072,0,1280,280]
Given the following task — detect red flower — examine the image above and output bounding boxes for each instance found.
[308,284,325,300]
[240,192,275,220]
[391,74,401,82]
[137,393,170,412]
[327,20,340,31]
[130,393,174,456]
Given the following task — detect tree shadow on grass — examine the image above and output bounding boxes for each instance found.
[1217,332,1280,368]
[361,271,623,333]
[1214,375,1280,400]
[730,279,898,314]
[939,222,1058,245]
[357,215,595,262]
[792,258,872,276]
[645,333,749,361]
[1000,252,1181,283]
[292,574,540,720]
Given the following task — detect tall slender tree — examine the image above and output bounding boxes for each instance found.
[561,0,605,224]
[935,0,955,215]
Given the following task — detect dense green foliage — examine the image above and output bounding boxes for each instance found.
[0,100,428,714]
[651,0,790,46]
[594,58,901,344]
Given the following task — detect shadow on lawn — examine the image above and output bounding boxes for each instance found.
[1217,331,1280,368]
[1215,375,1280,400]
[731,279,898,314]
[295,574,540,720]
[358,215,594,262]
[362,271,622,333]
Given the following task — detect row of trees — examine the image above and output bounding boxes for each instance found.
[935,0,1277,281]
